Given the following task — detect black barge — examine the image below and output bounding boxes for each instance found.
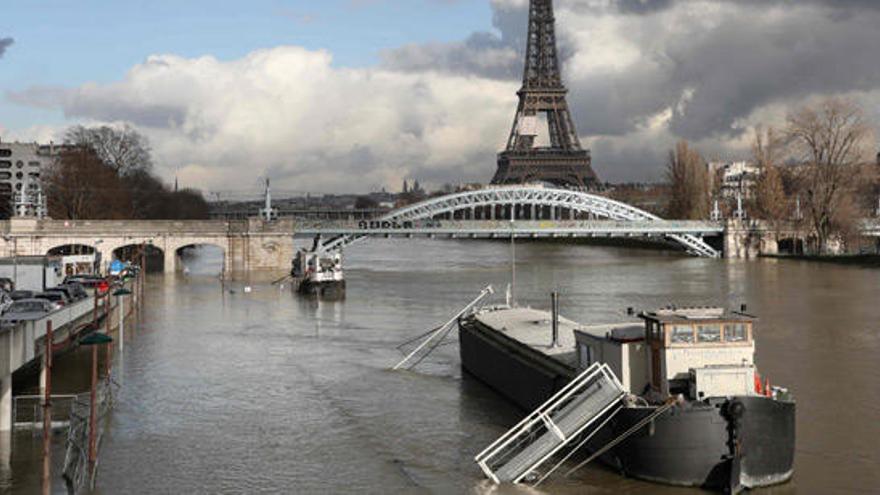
[460,306,794,493]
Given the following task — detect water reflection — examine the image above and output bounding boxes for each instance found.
[178,245,224,276]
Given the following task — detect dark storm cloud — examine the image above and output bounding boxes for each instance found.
[0,37,13,58]
[381,31,519,79]
[662,6,880,139]
[599,0,880,15]
[490,0,880,180]
[730,0,880,10]
[65,99,187,129]
[8,85,187,128]
[614,0,674,14]
[535,0,880,142]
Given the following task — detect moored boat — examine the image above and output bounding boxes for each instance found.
[460,304,794,493]
[291,249,346,297]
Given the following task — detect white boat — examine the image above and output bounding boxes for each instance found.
[291,249,345,297]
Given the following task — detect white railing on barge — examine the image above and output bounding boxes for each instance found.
[475,362,626,486]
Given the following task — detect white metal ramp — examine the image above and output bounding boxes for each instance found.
[475,363,626,486]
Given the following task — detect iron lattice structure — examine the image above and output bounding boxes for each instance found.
[319,185,720,257]
[491,0,599,189]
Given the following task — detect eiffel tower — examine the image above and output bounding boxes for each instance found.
[491,0,598,189]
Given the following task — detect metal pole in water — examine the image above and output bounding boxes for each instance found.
[118,295,124,351]
[104,293,112,377]
[510,218,516,305]
[41,320,53,495]
[92,289,98,325]
[551,292,560,347]
[88,345,97,472]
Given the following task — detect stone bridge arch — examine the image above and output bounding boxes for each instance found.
[164,237,231,274]
[46,243,96,256]
[169,241,229,275]
[112,243,166,273]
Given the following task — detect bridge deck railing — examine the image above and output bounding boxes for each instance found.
[0,218,298,236]
[294,219,725,236]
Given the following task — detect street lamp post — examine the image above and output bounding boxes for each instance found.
[11,237,16,289]
[79,332,113,478]
[2,235,17,289]
[93,240,104,275]
[113,288,132,351]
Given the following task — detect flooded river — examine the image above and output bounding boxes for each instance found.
[3,240,879,494]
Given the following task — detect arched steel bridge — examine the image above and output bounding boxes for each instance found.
[296,186,722,257]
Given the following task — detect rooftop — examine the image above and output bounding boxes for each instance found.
[641,306,755,324]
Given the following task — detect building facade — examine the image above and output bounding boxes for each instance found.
[708,161,761,199]
[0,139,65,218]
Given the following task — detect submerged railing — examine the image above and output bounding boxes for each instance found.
[62,378,119,494]
[11,394,78,432]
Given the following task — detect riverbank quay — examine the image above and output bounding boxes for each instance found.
[0,270,143,492]
[762,253,880,268]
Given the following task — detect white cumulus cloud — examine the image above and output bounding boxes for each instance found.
[9,46,517,193]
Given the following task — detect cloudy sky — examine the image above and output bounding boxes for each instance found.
[1,0,879,194]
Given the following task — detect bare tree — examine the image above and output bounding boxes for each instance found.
[666,140,710,220]
[43,125,210,220]
[42,147,133,219]
[786,98,874,253]
[750,127,789,225]
[64,124,152,176]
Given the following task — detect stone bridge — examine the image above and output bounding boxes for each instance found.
[0,218,297,273]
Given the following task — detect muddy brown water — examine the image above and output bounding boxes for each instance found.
[1,240,877,494]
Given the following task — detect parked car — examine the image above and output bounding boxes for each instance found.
[64,273,99,282]
[61,282,89,301]
[0,299,54,323]
[34,291,69,310]
[63,274,99,285]
[9,290,34,301]
[64,275,110,294]
[0,277,14,292]
[48,284,87,302]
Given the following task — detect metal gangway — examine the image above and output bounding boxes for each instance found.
[392,285,494,371]
[475,362,626,486]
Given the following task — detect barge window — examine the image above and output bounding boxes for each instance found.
[725,324,747,342]
[670,325,695,344]
[697,324,722,343]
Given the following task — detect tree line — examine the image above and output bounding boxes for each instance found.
[666,98,879,254]
[43,125,210,220]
